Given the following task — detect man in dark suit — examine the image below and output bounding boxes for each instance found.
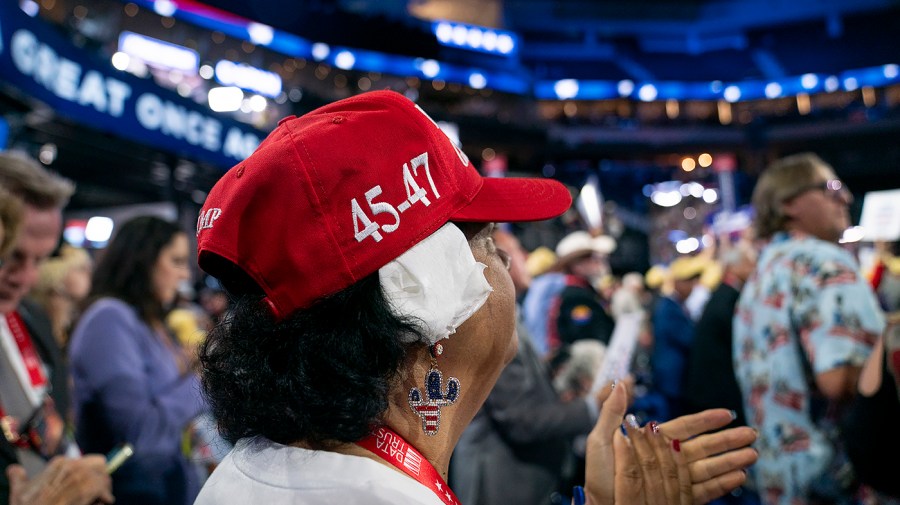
[0,152,111,505]
[650,255,704,420]
[684,241,760,505]
[684,241,757,428]
[451,228,606,505]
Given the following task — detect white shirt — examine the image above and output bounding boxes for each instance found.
[684,284,710,322]
[194,437,446,505]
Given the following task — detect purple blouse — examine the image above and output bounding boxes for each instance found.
[69,297,207,504]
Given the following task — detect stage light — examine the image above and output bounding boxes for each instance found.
[723,85,741,102]
[469,72,487,89]
[638,84,657,101]
[554,79,579,100]
[334,50,355,70]
[208,86,243,112]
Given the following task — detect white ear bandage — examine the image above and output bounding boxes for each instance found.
[379,223,493,345]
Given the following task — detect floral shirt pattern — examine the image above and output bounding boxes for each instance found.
[733,232,884,505]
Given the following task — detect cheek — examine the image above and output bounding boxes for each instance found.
[165,267,182,290]
[151,271,165,298]
[153,268,176,299]
[503,322,519,365]
[486,266,517,348]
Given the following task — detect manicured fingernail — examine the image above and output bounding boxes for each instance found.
[611,380,619,390]
[729,410,738,420]
[572,485,585,505]
[625,414,640,428]
[648,421,660,434]
[672,439,681,452]
[620,423,628,437]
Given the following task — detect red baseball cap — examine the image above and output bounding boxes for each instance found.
[196,90,571,319]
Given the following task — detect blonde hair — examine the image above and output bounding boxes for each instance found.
[0,185,23,258]
[31,245,93,347]
[0,151,75,209]
[33,245,92,294]
[752,152,832,240]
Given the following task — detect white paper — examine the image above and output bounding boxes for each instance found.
[859,188,900,242]
[590,311,643,393]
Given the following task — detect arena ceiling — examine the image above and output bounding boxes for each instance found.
[5,0,900,212]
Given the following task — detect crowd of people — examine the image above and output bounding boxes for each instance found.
[0,90,896,505]
[0,152,228,505]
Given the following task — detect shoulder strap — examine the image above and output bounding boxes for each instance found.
[788,303,829,423]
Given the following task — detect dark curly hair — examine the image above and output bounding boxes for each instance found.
[198,272,426,449]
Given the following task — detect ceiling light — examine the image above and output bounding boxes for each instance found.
[111,51,130,71]
[334,51,355,70]
[311,43,330,61]
[469,72,486,89]
[638,84,657,101]
[85,217,114,243]
[554,79,579,100]
[723,85,741,102]
[420,59,440,79]
[208,86,243,112]
[800,73,818,89]
[247,22,274,46]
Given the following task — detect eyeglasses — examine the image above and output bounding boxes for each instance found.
[497,248,512,271]
[786,179,852,204]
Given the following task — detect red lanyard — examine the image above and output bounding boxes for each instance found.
[5,312,47,388]
[356,426,459,505]
[1,312,47,449]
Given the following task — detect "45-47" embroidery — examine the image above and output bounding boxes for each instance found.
[351,152,440,243]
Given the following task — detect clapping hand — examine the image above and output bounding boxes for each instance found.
[584,382,757,504]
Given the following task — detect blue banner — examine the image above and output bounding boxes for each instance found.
[0,2,265,170]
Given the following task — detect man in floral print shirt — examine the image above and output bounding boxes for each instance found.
[733,153,884,505]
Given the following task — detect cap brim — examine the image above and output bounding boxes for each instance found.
[450,177,572,223]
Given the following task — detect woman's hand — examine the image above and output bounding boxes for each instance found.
[584,382,691,504]
[584,386,758,504]
[659,410,758,504]
[616,416,692,505]
[590,376,634,411]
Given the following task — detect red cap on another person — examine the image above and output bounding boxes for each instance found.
[196,90,572,319]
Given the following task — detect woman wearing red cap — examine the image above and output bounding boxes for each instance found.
[193,90,756,505]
